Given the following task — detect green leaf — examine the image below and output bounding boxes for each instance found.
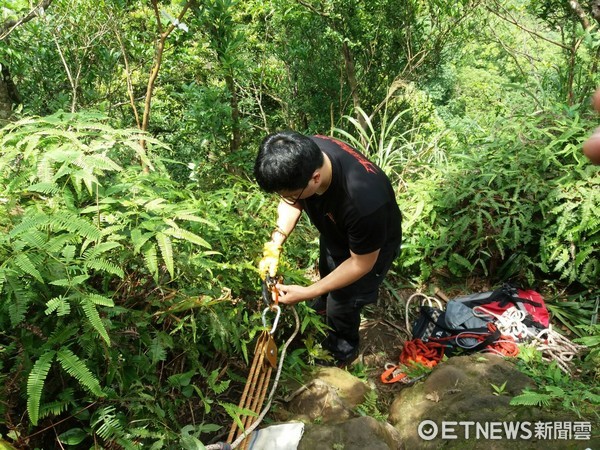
[80,298,111,345]
[144,244,159,280]
[45,296,71,316]
[27,350,56,425]
[13,254,44,283]
[58,428,87,445]
[164,227,211,248]
[56,348,104,396]
[156,232,174,278]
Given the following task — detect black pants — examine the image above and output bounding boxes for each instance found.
[312,238,400,362]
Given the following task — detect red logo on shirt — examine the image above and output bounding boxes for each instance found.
[316,135,377,173]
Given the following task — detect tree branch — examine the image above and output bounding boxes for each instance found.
[0,0,54,41]
[485,1,570,50]
[567,0,591,30]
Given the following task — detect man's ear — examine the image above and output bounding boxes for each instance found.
[312,170,321,183]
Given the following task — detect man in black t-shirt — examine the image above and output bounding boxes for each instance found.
[254,130,402,366]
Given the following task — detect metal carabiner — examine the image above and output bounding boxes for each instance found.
[262,275,282,306]
[262,304,281,335]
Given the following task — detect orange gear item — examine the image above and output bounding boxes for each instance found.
[380,339,445,384]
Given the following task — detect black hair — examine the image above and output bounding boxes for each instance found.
[254,130,324,192]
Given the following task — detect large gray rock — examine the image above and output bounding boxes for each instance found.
[269,354,598,450]
[388,354,598,449]
[298,416,402,450]
[274,367,402,449]
[276,367,371,424]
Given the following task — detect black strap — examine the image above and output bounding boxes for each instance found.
[465,285,542,309]
[420,307,489,334]
[462,328,502,352]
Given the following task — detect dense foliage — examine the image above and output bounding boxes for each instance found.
[0,0,598,447]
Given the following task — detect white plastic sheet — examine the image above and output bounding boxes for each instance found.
[247,422,305,450]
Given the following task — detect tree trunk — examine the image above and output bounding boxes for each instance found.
[342,41,366,132]
[226,74,241,152]
[0,65,21,122]
[0,78,11,122]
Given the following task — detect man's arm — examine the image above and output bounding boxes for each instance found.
[277,248,380,305]
[270,200,303,246]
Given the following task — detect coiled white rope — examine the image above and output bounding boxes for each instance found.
[528,326,586,374]
[472,305,585,374]
[473,306,530,340]
[405,292,444,331]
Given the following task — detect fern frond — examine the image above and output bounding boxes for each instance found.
[144,198,167,211]
[27,350,56,425]
[80,154,123,173]
[91,406,124,440]
[59,243,77,261]
[174,212,218,229]
[131,229,153,254]
[155,232,174,278]
[85,293,115,307]
[10,212,102,241]
[49,213,102,241]
[39,396,72,420]
[143,244,159,280]
[13,253,44,283]
[80,298,111,345]
[509,390,552,407]
[18,230,48,250]
[45,296,71,316]
[163,227,211,249]
[6,275,35,326]
[82,241,122,261]
[84,257,124,278]
[56,348,104,396]
[150,336,167,365]
[27,182,60,195]
[220,402,257,434]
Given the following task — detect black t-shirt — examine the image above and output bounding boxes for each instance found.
[302,136,402,261]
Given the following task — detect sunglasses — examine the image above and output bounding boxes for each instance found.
[278,185,306,205]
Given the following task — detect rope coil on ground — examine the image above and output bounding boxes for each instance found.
[404,292,444,331]
[472,306,586,372]
[528,325,587,374]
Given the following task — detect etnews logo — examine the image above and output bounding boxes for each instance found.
[417,420,592,441]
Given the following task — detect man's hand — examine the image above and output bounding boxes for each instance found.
[258,241,281,279]
[276,283,312,305]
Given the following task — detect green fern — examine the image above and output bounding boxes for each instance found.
[10,212,102,241]
[27,350,56,425]
[82,242,122,261]
[92,406,124,440]
[510,389,553,407]
[45,295,71,316]
[164,227,212,249]
[80,298,111,345]
[39,388,75,420]
[84,257,124,278]
[220,402,257,434]
[143,244,159,279]
[56,348,104,396]
[13,253,44,283]
[156,232,174,278]
[130,229,153,254]
[6,275,35,326]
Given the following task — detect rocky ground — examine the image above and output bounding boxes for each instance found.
[249,284,600,450]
